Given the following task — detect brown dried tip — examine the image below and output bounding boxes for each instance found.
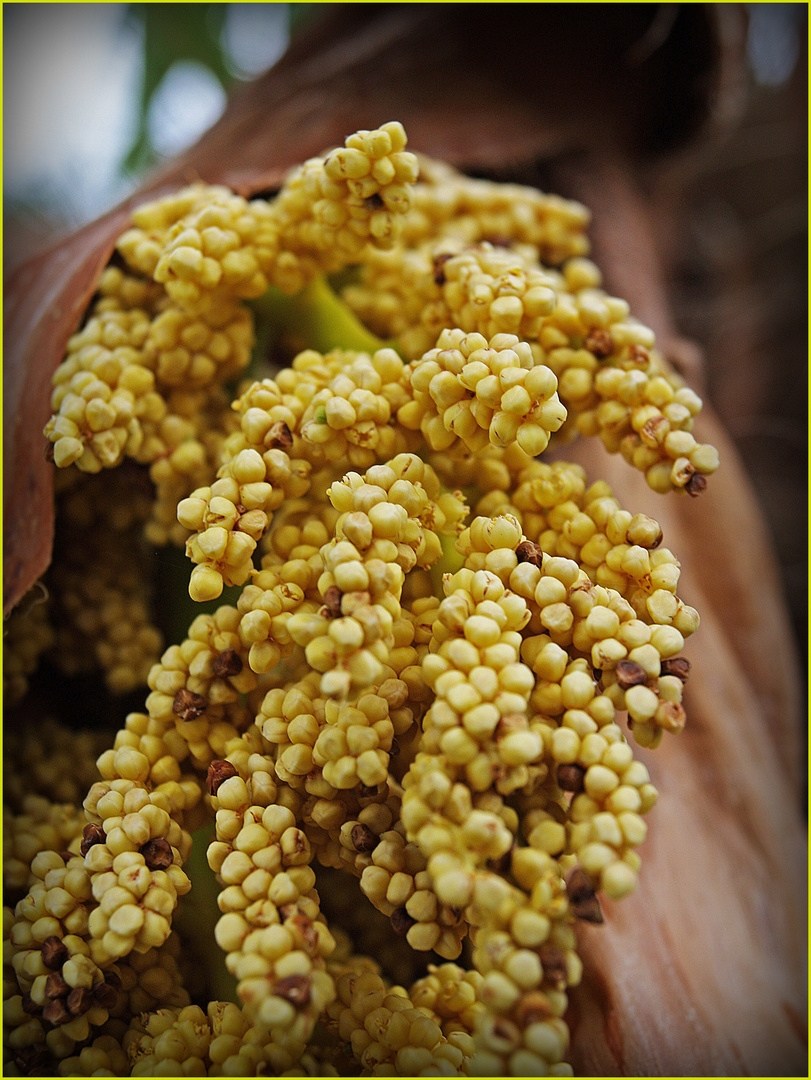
[557,763,587,794]
[585,329,614,358]
[321,585,343,618]
[515,539,544,568]
[44,971,69,999]
[566,866,604,924]
[40,936,68,971]
[21,991,39,1015]
[685,472,707,496]
[66,986,93,1016]
[93,980,119,1010]
[274,973,312,1007]
[538,945,568,988]
[140,837,174,871]
[390,906,417,937]
[212,648,244,678]
[350,822,378,853]
[615,659,648,690]
[42,997,71,1025]
[172,687,208,722]
[79,822,105,857]
[433,251,454,285]
[660,656,691,681]
[207,758,238,796]
[267,421,294,451]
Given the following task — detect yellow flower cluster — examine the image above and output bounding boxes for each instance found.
[207,769,336,1070]
[6,120,722,1076]
[400,328,567,457]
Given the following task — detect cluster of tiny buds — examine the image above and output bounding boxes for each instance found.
[12,118,723,1080]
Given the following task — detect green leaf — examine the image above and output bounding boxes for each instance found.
[123,3,233,173]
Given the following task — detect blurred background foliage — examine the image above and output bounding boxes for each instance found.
[2,2,807,651]
[4,3,318,252]
[122,2,316,172]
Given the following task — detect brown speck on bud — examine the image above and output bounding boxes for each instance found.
[40,936,68,970]
[268,421,293,451]
[66,987,93,1016]
[93,980,119,1009]
[433,251,454,285]
[538,945,568,988]
[585,329,614,358]
[212,648,244,678]
[207,759,238,796]
[321,585,343,618]
[657,701,687,733]
[288,913,318,952]
[642,415,669,446]
[364,192,385,210]
[59,850,75,864]
[172,688,208,722]
[491,1018,520,1048]
[140,837,173,870]
[497,713,528,737]
[350,823,378,853]
[515,991,554,1026]
[340,590,371,616]
[685,472,707,497]
[566,866,603,924]
[661,657,690,682]
[45,442,55,463]
[358,782,385,801]
[628,344,650,366]
[21,992,39,1015]
[389,735,400,757]
[515,540,544,568]
[80,823,105,857]
[615,659,648,690]
[274,973,312,1007]
[42,997,71,1025]
[44,972,69,999]
[557,763,587,794]
[390,906,416,937]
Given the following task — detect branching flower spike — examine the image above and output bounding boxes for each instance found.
[4,120,719,1077]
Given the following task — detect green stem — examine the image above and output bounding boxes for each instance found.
[429,531,466,597]
[173,822,240,1005]
[249,274,396,356]
[152,543,242,647]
